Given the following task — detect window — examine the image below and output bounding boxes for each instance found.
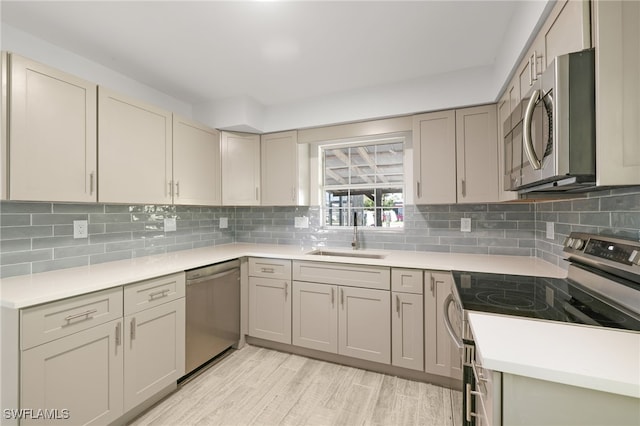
[322,138,404,228]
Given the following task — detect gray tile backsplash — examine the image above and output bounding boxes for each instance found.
[1,186,639,278]
[535,187,640,268]
[0,202,235,278]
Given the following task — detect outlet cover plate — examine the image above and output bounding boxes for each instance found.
[164,218,177,232]
[219,217,228,229]
[461,218,471,232]
[73,220,88,239]
[294,216,309,229]
[546,221,555,240]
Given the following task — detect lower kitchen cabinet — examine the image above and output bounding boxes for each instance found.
[391,292,424,371]
[292,281,338,352]
[123,299,185,411]
[248,276,292,344]
[291,283,391,364]
[17,273,186,426]
[338,286,390,364]
[20,319,124,426]
[424,271,462,380]
[391,268,424,371]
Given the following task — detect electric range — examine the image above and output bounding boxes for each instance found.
[447,232,640,426]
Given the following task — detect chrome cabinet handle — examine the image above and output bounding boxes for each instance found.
[396,295,400,316]
[149,289,169,300]
[523,89,542,170]
[168,180,173,198]
[255,187,259,201]
[284,282,288,299]
[130,317,136,340]
[430,275,435,296]
[175,181,180,197]
[341,288,344,308]
[261,267,275,273]
[331,287,335,306]
[115,322,121,346]
[89,172,95,195]
[416,181,421,198]
[443,294,464,349]
[461,179,466,197]
[64,309,97,323]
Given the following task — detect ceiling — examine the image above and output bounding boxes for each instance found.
[1,1,543,132]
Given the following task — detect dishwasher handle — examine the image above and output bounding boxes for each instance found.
[186,268,238,286]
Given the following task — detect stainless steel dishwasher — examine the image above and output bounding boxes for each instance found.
[184,259,240,376]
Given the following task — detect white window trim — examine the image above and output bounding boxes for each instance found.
[310,131,413,230]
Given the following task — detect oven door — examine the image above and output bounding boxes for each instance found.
[521,81,554,187]
[443,294,477,426]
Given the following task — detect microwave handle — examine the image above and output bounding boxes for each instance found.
[523,89,543,170]
[443,294,464,350]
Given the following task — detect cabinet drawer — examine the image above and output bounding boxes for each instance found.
[249,257,292,280]
[293,261,390,290]
[21,287,123,350]
[124,272,185,315]
[391,268,423,294]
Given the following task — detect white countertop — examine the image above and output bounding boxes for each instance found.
[468,311,640,399]
[0,243,566,309]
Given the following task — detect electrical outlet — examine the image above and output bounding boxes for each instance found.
[73,220,88,239]
[164,218,176,232]
[546,221,555,240]
[460,218,471,232]
[294,216,309,229]
[219,217,228,229]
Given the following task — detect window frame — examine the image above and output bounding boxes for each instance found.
[319,135,406,230]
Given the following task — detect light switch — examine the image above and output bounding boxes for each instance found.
[219,217,228,229]
[164,218,177,232]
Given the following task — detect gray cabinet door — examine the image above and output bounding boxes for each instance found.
[249,277,292,344]
[292,281,338,353]
[21,319,124,426]
[338,286,390,364]
[392,291,424,371]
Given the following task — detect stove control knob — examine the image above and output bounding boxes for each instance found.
[565,238,575,248]
[572,239,585,250]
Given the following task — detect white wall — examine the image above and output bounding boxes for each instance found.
[1,24,192,117]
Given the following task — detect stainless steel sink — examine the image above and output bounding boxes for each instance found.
[306,249,386,259]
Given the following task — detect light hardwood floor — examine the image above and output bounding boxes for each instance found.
[129,345,463,426]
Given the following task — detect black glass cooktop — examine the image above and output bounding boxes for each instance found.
[451,270,640,332]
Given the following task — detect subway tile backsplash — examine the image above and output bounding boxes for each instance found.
[1,186,639,278]
[0,202,234,278]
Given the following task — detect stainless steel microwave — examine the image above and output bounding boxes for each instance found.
[503,49,596,193]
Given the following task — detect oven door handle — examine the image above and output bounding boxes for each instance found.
[523,88,543,170]
[443,294,464,350]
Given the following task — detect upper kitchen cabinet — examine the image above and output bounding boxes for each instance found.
[519,0,591,99]
[412,110,457,204]
[593,0,640,185]
[173,115,221,206]
[455,104,499,203]
[261,130,309,206]
[221,131,261,206]
[498,95,518,202]
[98,87,172,204]
[6,53,97,202]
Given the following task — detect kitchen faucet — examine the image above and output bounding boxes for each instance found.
[352,211,359,250]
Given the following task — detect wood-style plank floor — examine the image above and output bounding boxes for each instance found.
[129,345,463,426]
